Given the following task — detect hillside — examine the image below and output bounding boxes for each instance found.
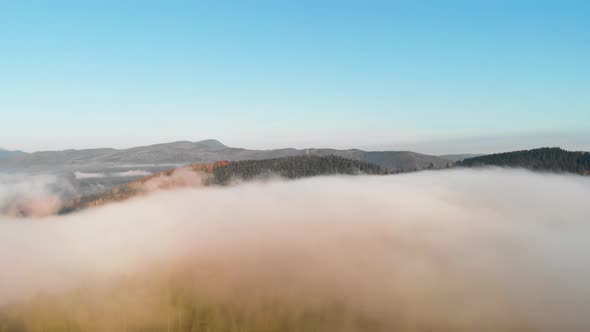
[438,153,484,162]
[213,154,386,184]
[0,139,452,173]
[60,155,385,214]
[458,147,590,175]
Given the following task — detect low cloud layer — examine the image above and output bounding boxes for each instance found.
[0,169,589,331]
[111,170,153,177]
[74,171,106,179]
[75,170,153,179]
[0,174,74,217]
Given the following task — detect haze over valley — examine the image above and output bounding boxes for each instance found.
[0,139,465,209]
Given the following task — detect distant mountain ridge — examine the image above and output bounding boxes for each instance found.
[0,148,25,159]
[458,147,590,175]
[0,139,454,173]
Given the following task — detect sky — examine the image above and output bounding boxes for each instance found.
[1,1,589,154]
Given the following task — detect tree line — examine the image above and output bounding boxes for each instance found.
[458,147,590,175]
[212,155,386,184]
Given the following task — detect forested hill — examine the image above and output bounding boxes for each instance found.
[60,155,385,214]
[457,147,590,175]
[212,155,386,184]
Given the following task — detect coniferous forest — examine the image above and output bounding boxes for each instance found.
[212,155,386,184]
[458,147,590,175]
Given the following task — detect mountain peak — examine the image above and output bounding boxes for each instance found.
[193,139,228,150]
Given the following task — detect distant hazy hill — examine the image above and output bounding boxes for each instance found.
[0,148,25,159]
[60,155,385,214]
[0,139,452,172]
[458,147,590,175]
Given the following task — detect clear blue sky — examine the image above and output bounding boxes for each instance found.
[1,1,589,153]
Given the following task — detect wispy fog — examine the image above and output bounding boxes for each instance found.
[75,170,153,179]
[0,174,74,217]
[108,163,182,168]
[111,170,153,177]
[74,171,106,179]
[0,169,589,331]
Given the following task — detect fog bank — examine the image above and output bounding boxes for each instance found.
[0,169,589,331]
[0,174,74,217]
